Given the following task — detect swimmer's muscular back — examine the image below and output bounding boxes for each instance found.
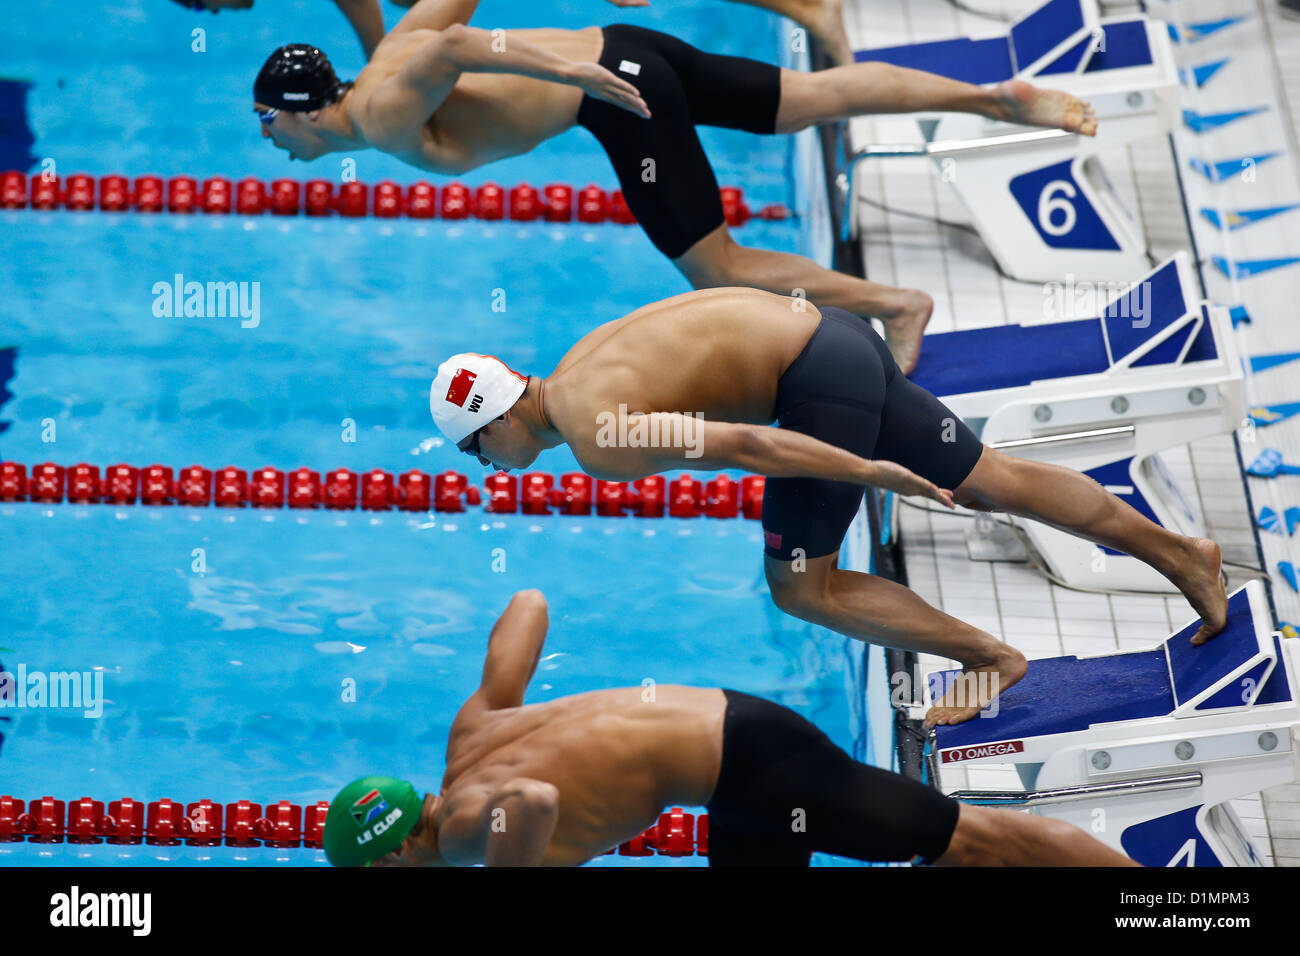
[545,288,822,465]
[352,26,603,173]
[436,686,726,866]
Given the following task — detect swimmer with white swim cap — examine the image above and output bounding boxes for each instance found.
[252,0,1098,374]
[424,289,1229,727]
[323,591,1140,867]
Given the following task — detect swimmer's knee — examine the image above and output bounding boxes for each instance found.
[765,561,832,621]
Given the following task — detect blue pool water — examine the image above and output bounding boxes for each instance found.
[0,0,871,865]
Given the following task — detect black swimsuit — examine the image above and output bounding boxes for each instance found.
[706,690,961,866]
[577,24,783,259]
[761,308,985,562]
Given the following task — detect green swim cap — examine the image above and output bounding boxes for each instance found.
[324,776,424,867]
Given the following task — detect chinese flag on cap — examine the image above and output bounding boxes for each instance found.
[445,368,477,408]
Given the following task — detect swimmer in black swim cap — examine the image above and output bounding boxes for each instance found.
[253,44,357,161]
[168,0,387,59]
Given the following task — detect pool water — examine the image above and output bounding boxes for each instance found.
[0,0,871,865]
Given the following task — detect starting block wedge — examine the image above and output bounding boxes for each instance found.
[851,0,1179,282]
[910,252,1245,593]
[927,580,1299,866]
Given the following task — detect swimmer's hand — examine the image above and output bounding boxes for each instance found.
[604,0,652,6]
[568,62,651,118]
[866,461,955,510]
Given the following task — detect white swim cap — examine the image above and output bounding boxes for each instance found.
[429,353,528,444]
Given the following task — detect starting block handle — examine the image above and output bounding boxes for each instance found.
[951,771,1202,807]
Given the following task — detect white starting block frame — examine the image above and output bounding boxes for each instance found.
[846,0,1179,282]
[925,581,1300,866]
[908,252,1245,593]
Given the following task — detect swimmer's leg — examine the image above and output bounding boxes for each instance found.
[674,223,932,374]
[724,0,852,67]
[765,552,1026,726]
[935,804,1140,866]
[954,448,1228,646]
[774,62,1098,135]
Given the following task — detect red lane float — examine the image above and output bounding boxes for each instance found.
[202,176,233,214]
[407,181,436,219]
[135,175,164,213]
[0,171,781,227]
[475,182,504,220]
[270,178,300,216]
[0,795,709,856]
[168,176,198,214]
[235,177,266,215]
[305,179,333,216]
[441,181,470,219]
[65,174,95,211]
[0,461,763,519]
[374,180,403,218]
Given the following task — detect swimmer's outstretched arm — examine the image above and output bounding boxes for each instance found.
[575,414,956,508]
[472,590,551,711]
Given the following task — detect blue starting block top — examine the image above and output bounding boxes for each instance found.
[934,586,1289,751]
[855,0,1151,83]
[908,257,1215,397]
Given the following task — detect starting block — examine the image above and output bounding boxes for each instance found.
[928,580,1300,866]
[909,252,1245,593]
[851,0,1178,282]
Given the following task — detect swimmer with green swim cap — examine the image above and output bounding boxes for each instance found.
[320,590,1138,867]
[323,776,430,867]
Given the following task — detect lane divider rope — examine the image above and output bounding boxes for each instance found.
[0,461,765,519]
[0,796,708,857]
[0,171,791,227]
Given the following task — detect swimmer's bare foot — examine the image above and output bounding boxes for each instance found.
[877,289,933,375]
[802,0,853,67]
[992,79,1098,137]
[1168,537,1228,645]
[924,644,1027,728]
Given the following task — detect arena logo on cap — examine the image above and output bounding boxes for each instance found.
[283,92,311,101]
[445,368,477,408]
[350,788,389,829]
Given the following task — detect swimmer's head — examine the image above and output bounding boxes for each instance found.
[430,354,537,470]
[324,776,428,867]
[254,44,351,160]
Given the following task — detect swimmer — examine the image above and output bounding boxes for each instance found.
[424,289,1229,726]
[170,0,389,59]
[322,590,1140,867]
[251,0,1098,373]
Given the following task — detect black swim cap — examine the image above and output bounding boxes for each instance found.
[254,44,344,112]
